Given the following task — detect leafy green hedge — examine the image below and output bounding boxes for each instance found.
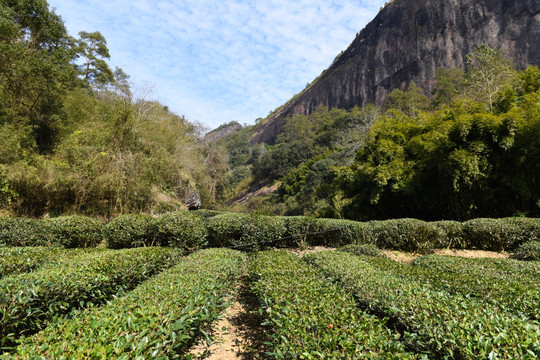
[0,216,103,248]
[285,216,375,248]
[43,216,104,248]
[370,218,441,253]
[207,213,287,251]
[0,247,181,349]
[2,212,539,252]
[249,250,413,358]
[105,214,155,249]
[10,249,246,359]
[0,247,101,279]
[0,218,49,247]
[306,251,540,359]
[514,241,540,261]
[462,218,540,251]
[153,211,207,250]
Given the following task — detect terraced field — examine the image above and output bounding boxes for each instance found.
[0,247,538,359]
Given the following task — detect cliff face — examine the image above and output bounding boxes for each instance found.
[251,0,540,144]
[199,122,242,146]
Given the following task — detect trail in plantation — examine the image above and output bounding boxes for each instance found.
[189,279,269,360]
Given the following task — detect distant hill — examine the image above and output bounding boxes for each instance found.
[251,0,540,144]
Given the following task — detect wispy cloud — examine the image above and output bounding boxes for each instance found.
[49,0,386,128]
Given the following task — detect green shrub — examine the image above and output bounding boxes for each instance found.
[285,216,375,248]
[371,218,441,253]
[0,247,181,349]
[43,216,104,248]
[154,211,207,250]
[514,240,540,261]
[340,243,381,256]
[104,214,156,249]
[250,250,412,358]
[463,218,540,251]
[306,251,540,358]
[192,209,224,219]
[0,218,49,247]
[432,220,466,248]
[207,213,286,251]
[14,249,246,359]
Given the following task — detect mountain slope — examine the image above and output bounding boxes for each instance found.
[251,0,540,144]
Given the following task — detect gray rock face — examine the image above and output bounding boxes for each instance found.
[185,191,201,210]
[251,0,540,144]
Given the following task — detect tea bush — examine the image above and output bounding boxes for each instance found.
[104,214,156,248]
[207,213,286,251]
[153,211,207,250]
[43,216,104,248]
[514,240,540,261]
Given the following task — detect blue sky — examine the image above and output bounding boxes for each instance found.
[47,0,386,130]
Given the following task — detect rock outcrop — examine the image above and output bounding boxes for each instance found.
[200,122,242,146]
[251,0,540,144]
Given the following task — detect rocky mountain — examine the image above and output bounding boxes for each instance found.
[199,121,242,146]
[251,0,540,144]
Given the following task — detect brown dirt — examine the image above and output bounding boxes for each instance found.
[288,246,337,257]
[432,248,510,259]
[382,248,510,264]
[189,283,269,360]
[380,250,420,264]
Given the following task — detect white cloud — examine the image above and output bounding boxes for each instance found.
[48,0,386,128]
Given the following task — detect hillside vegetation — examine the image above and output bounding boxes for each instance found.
[217,45,540,221]
[0,0,215,217]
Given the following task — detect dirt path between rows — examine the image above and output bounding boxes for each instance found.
[189,282,269,360]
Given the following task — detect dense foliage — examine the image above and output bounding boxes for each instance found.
[0,247,181,349]
[0,0,216,217]
[306,251,540,359]
[215,46,540,221]
[10,249,246,359]
[249,250,413,358]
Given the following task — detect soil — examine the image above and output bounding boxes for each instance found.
[432,248,510,259]
[189,282,269,360]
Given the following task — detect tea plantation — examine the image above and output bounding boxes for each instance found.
[0,211,539,358]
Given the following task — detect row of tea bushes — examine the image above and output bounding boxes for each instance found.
[249,250,415,358]
[356,254,540,320]
[0,216,103,248]
[305,251,540,359]
[1,211,539,252]
[8,249,246,359]
[0,247,182,349]
[0,247,103,279]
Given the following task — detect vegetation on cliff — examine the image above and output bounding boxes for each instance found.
[218,45,540,221]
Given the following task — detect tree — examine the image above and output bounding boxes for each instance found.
[384,81,430,116]
[74,31,114,85]
[0,0,76,152]
[432,67,466,107]
[465,44,516,111]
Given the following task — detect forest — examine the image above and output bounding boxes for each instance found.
[0,0,219,217]
[1,1,539,222]
[215,45,540,221]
